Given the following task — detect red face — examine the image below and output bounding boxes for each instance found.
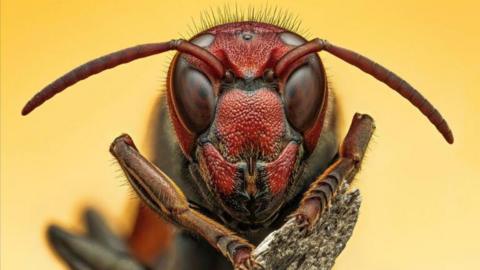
[167,22,328,226]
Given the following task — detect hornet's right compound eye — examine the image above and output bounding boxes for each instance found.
[171,57,216,134]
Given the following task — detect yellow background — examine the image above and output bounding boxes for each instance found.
[2,1,479,269]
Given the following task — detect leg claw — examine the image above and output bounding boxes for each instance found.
[234,255,262,270]
[289,212,317,235]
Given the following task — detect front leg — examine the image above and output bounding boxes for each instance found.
[48,209,145,270]
[293,113,375,229]
[110,134,257,269]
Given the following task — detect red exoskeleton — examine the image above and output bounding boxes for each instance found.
[22,14,453,270]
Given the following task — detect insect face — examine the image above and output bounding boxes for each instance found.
[167,22,327,225]
[22,11,455,268]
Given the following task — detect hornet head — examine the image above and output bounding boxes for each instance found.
[167,22,328,225]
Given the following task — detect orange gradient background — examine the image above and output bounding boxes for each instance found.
[1,1,479,269]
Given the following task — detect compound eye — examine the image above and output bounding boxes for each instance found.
[284,63,324,132]
[172,58,215,133]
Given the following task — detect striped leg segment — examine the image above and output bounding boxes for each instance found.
[110,134,257,269]
[293,113,375,230]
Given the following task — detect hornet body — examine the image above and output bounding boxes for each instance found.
[22,13,453,270]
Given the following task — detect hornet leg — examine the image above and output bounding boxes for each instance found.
[292,113,375,230]
[110,134,258,270]
[47,208,145,270]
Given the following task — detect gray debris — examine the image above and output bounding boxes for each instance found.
[252,185,361,270]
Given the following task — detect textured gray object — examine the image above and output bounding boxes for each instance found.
[252,184,361,270]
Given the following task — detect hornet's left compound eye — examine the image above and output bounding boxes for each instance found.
[172,57,215,133]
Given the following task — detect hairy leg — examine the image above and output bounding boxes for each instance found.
[110,134,256,269]
[293,113,375,229]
